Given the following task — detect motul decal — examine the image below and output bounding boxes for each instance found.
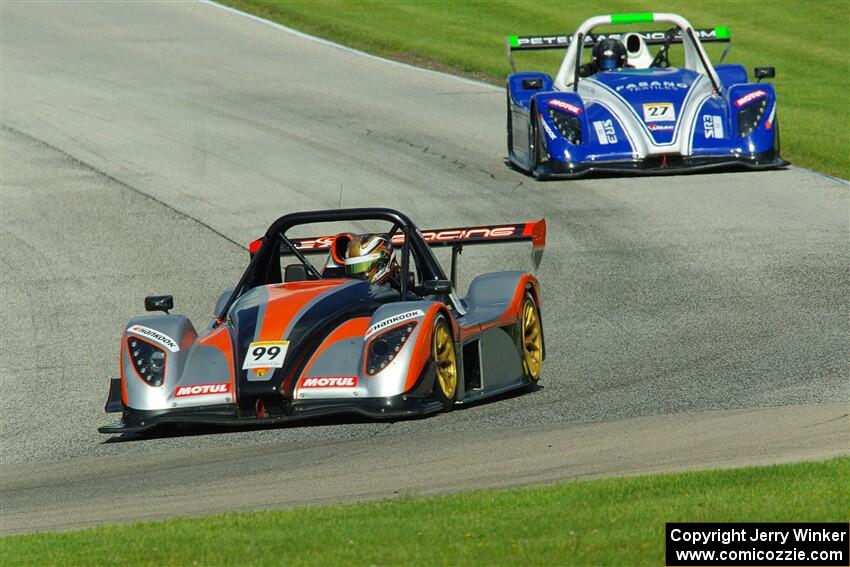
[301,376,357,388]
[174,383,231,397]
[547,99,582,115]
[128,325,180,352]
[733,90,767,108]
[366,309,424,338]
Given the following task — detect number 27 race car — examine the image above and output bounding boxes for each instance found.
[506,12,787,178]
[99,208,546,434]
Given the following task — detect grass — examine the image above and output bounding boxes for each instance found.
[221,0,849,179]
[2,457,848,566]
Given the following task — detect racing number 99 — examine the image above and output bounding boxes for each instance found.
[242,340,289,370]
[252,345,280,361]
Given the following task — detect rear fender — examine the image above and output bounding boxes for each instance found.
[508,72,554,109]
[714,64,747,89]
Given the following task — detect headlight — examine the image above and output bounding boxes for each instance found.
[366,322,417,375]
[547,108,582,144]
[737,98,768,137]
[128,337,166,386]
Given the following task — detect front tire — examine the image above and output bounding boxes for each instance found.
[432,314,458,411]
[528,107,542,175]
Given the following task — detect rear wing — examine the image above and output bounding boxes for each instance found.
[248,219,546,269]
[507,26,729,72]
[507,27,730,52]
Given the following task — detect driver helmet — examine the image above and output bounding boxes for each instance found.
[344,234,397,284]
[592,38,627,71]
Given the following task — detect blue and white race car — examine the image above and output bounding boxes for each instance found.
[506,13,787,178]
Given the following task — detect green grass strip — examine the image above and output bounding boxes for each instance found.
[221,0,849,179]
[2,457,848,566]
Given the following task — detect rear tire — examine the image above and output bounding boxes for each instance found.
[431,314,458,411]
[520,293,543,381]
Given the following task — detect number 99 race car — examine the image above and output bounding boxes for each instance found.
[506,12,788,178]
[99,208,546,434]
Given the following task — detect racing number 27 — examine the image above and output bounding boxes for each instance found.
[242,340,289,369]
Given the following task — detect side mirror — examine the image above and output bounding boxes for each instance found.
[145,295,173,314]
[418,279,452,295]
[522,78,543,90]
[754,66,775,81]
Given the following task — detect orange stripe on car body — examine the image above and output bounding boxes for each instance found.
[403,303,452,392]
[256,280,347,342]
[194,325,236,397]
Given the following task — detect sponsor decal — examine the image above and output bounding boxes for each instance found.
[643,102,676,122]
[366,309,424,338]
[615,81,689,92]
[593,120,617,145]
[703,115,725,139]
[127,325,180,352]
[647,123,675,131]
[392,226,521,245]
[299,225,525,251]
[174,383,230,397]
[733,90,767,108]
[514,35,570,48]
[512,29,725,49]
[540,115,557,140]
[301,376,358,388]
[547,99,582,115]
[295,235,335,251]
[242,340,289,370]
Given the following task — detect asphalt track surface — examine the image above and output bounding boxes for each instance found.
[1,2,847,534]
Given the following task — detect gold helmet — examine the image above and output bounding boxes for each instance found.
[344,234,397,284]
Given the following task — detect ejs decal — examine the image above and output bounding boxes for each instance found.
[642,103,676,122]
[703,115,724,139]
[366,310,424,338]
[127,325,180,352]
[242,340,289,370]
[175,383,230,397]
[301,376,358,388]
[592,120,617,145]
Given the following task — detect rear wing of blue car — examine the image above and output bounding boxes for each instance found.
[507,27,730,53]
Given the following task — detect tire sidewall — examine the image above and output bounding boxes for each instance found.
[432,314,457,411]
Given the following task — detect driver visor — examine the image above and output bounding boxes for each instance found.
[344,252,381,276]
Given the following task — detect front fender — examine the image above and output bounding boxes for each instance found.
[121,315,198,411]
[727,83,778,153]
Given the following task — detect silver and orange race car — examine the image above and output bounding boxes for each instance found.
[99,208,546,434]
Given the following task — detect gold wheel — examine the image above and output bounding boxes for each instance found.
[521,295,543,380]
[433,317,457,402]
